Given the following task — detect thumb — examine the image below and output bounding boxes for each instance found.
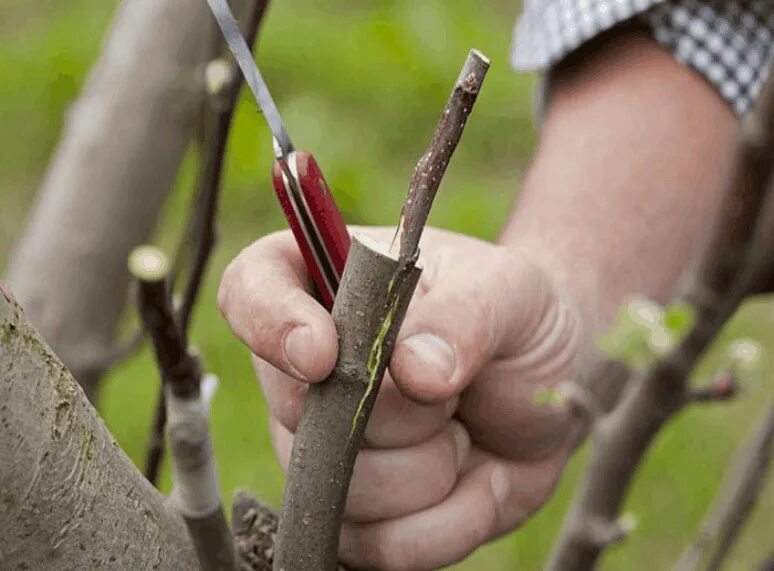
[389,246,557,403]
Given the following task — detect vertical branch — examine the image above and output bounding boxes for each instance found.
[143,0,271,486]
[674,404,774,571]
[547,74,774,571]
[274,49,490,571]
[130,246,235,571]
[177,0,271,337]
[392,49,490,265]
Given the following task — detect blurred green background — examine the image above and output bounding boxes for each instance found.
[1,1,772,569]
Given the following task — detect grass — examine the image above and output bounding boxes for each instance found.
[1,1,772,569]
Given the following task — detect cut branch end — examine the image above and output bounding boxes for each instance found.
[129,245,170,283]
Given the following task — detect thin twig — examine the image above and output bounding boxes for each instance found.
[687,371,738,404]
[547,74,774,571]
[674,403,774,571]
[391,49,490,265]
[144,0,270,486]
[130,245,235,571]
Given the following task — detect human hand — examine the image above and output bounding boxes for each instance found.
[218,226,587,570]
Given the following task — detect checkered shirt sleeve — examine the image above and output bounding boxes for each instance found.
[511,0,773,115]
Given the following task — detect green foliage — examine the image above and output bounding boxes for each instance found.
[2,2,774,570]
[597,297,696,372]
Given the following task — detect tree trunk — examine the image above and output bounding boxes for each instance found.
[0,292,197,569]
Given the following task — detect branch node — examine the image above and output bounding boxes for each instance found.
[586,513,637,547]
[558,381,603,424]
[687,370,738,403]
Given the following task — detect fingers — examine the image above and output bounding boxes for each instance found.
[218,230,338,382]
[257,356,456,448]
[338,462,512,571]
[271,418,471,523]
[390,243,555,403]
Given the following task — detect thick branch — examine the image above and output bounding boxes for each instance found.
[674,404,774,571]
[0,294,197,568]
[274,236,422,570]
[547,74,774,571]
[686,75,774,303]
[3,0,253,401]
[393,49,490,264]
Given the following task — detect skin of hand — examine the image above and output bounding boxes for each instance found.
[218,25,739,571]
[219,226,582,570]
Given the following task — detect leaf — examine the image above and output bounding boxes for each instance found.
[663,303,696,338]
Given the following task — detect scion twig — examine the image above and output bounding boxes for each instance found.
[391,49,490,265]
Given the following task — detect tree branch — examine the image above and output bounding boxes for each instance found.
[674,403,774,571]
[275,50,490,570]
[130,246,235,571]
[274,235,422,570]
[145,0,271,487]
[177,0,271,337]
[547,74,774,571]
[391,49,490,265]
[0,294,197,568]
[3,0,254,401]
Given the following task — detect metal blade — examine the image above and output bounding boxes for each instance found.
[206,0,294,155]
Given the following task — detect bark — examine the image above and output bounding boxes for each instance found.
[0,293,197,569]
[132,246,235,570]
[274,235,422,571]
[393,49,490,264]
[4,0,253,401]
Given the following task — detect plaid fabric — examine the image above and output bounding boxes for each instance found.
[511,0,773,115]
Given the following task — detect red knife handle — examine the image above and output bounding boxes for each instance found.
[272,150,351,310]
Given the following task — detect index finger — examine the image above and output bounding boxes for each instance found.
[218,230,338,382]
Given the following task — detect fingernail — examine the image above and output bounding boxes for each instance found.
[283,326,314,379]
[451,422,470,470]
[490,465,511,505]
[400,333,456,384]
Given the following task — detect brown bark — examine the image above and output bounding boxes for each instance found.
[394,49,490,265]
[0,293,197,569]
[3,0,254,401]
[274,236,422,570]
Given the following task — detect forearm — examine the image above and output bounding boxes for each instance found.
[500,27,739,331]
